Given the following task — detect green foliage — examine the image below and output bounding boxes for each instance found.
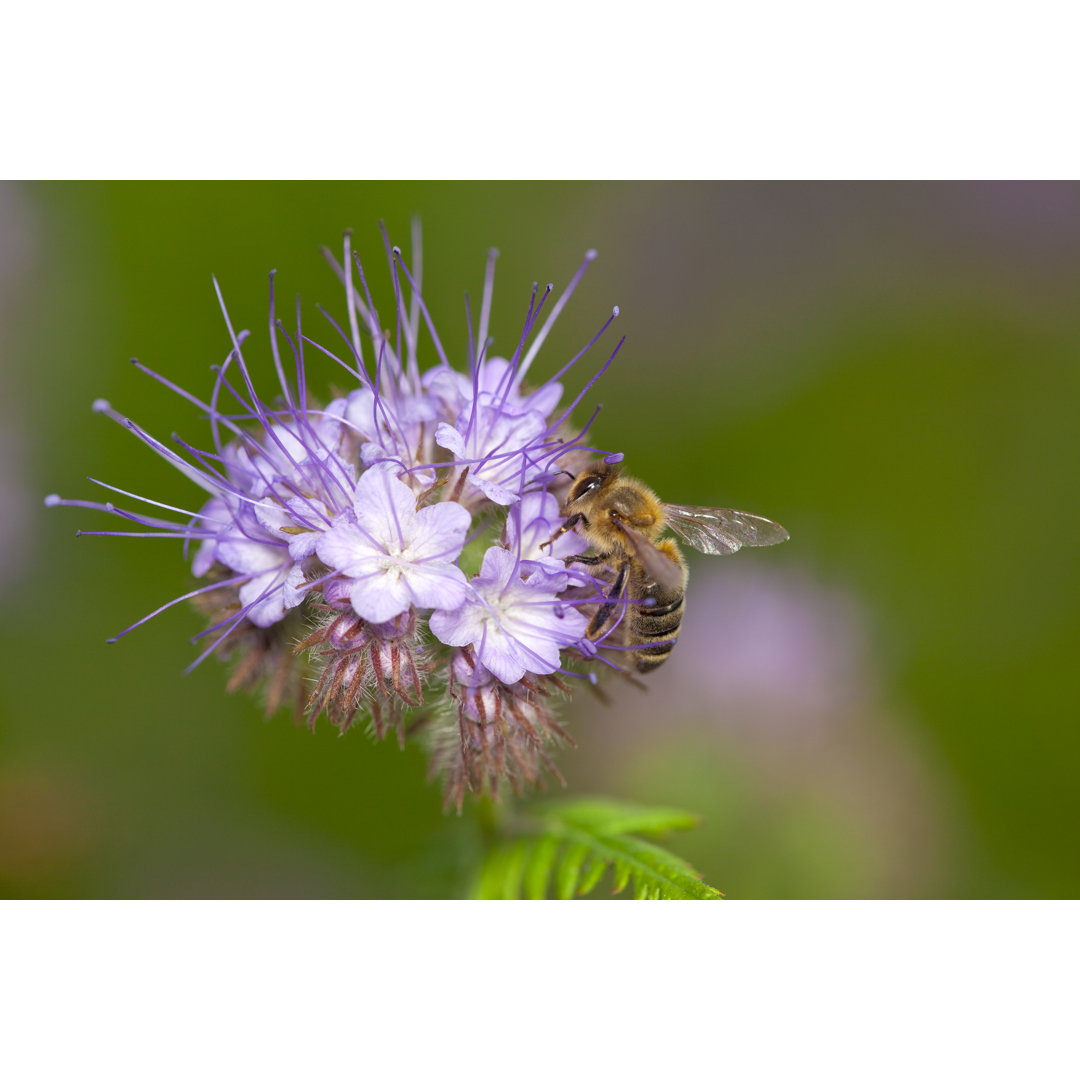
[472,798,723,900]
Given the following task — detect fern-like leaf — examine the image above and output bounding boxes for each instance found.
[472,798,722,900]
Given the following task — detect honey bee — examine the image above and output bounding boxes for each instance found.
[546,462,789,673]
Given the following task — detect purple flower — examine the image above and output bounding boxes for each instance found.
[434,401,550,506]
[48,224,627,807]
[430,545,590,685]
[315,462,470,624]
[210,502,308,629]
[504,490,590,585]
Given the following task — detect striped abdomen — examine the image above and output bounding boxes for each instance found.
[629,559,687,674]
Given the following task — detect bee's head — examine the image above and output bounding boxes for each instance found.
[566,462,618,505]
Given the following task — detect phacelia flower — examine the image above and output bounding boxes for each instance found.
[430,545,590,685]
[47,224,627,809]
[315,462,471,624]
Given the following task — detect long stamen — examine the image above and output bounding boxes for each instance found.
[514,248,597,389]
[342,230,364,369]
[394,249,451,369]
[267,270,294,411]
[407,217,423,387]
[381,225,407,380]
[477,247,498,357]
[546,334,625,435]
[108,573,253,644]
[538,305,619,397]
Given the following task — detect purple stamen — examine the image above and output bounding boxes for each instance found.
[407,217,423,386]
[546,335,625,436]
[108,572,253,644]
[464,292,477,376]
[394,251,451,370]
[115,415,222,499]
[342,231,364,370]
[514,248,598,389]
[493,281,554,414]
[535,305,619,397]
[267,271,294,411]
[477,248,498,359]
[381,227,407,381]
[130,357,246,444]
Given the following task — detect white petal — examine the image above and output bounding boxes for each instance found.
[349,571,412,624]
[352,464,419,553]
[475,625,528,685]
[316,520,382,573]
[239,568,288,627]
[429,598,484,648]
[434,422,466,457]
[469,474,520,506]
[217,534,289,575]
[405,562,468,613]
[408,500,471,562]
[282,564,309,610]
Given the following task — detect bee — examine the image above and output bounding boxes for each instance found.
[546,462,789,673]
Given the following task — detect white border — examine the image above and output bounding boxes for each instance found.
[3,3,1079,178]
[3,902,1076,1078]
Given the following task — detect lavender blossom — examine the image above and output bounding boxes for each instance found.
[47,225,626,808]
[429,545,590,685]
[315,462,471,624]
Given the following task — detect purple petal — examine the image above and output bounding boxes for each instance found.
[239,567,289,627]
[434,422,466,457]
[351,464,418,551]
[316,520,379,572]
[350,571,412,624]
[405,562,468,613]
[410,500,471,561]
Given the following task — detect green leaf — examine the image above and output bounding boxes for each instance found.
[534,799,702,837]
[499,838,530,900]
[577,856,609,897]
[523,834,561,900]
[472,797,722,900]
[554,842,590,900]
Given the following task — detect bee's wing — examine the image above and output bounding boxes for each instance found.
[664,504,790,556]
[610,518,686,591]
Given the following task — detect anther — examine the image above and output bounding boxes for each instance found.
[92,399,111,414]
[612,305,620,317]
[44,494,61,507]
[604,452,624,464]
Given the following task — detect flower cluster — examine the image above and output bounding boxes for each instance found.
[48,226,626,809]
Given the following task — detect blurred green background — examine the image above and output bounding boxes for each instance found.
[2,181,1078,898]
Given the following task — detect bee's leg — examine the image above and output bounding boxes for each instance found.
[540,512,586,552]
[562,553,605,567]
[587,560,630,639]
